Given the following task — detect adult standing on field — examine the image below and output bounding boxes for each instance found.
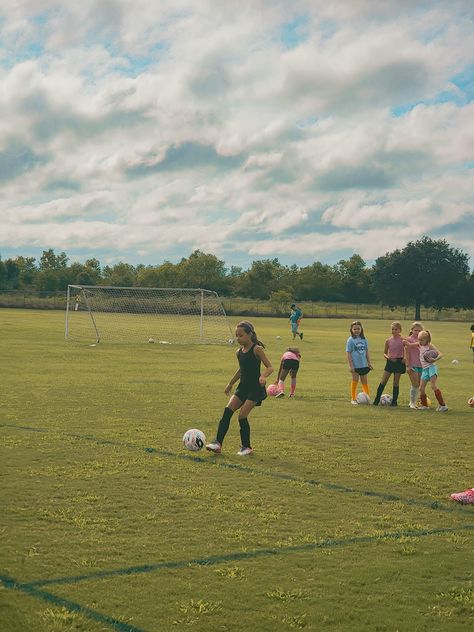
[290,303,303,340]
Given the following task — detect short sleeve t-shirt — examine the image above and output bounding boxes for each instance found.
[346,336,369,369]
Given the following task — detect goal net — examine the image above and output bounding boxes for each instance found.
[65,285,233,345]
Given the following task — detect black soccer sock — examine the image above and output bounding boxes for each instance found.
[373,383,385,405]
[216,407,234,444]
[391,385,399,406]
[238,417,251,448]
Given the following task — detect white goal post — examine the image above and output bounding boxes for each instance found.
[65,285,233,345]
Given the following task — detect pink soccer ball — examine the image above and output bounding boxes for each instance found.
[267,383,280,397]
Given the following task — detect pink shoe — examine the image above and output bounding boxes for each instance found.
[450,489,474,504]
[206,441,222,454]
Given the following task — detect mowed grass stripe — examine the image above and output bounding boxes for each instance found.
[0,573,148,632]
[14,524,474,588]
[1,422,469,516]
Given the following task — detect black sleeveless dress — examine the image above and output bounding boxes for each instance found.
[234,343,267,406]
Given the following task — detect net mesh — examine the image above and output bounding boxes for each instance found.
[66,286,233,345]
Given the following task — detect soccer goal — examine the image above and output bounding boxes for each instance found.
[65,285,233,345]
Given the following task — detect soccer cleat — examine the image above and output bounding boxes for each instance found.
[450,489,474,504]
[409,402,418,409]
[300,332,304,340]
[436,405,448,412]
[418,405,429,410]
[237,446,253,456]
[206,441,222,453]
[275,390,285,398]
[350,400,358,405]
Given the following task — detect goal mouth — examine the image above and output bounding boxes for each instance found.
[65,285,233,345]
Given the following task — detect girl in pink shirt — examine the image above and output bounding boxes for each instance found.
[404,321,424,409]
[373,322,406,406]
[273,347,301,398]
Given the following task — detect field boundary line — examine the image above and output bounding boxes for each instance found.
[1,422,470,516]
[17,524,474,588]
[0,573,148,632]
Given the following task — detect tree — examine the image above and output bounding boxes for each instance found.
[372,236,470,319]
[269,289,293,314]
[39,249,68,270]
[336,254,374,303]
[176,250,229,294]
[239,259,285,299]
[102,262,137,287]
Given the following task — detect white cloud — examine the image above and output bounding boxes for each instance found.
[0,0,473,268]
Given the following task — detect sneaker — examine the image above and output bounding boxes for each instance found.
[409,402,418,409]
[237,446,253,456]
[436,405,448,412]
[300,332,304,340]
[450,489,474,504]
[351,400,358,405]
[418,405,429,410]
[206,441,222,453]
[275,390,285,398]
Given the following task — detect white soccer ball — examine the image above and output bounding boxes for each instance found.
[148,337,155,343]
[451,359,459,364]
[276,335,282,340]
[356,392,371,405]
[183,428,206,451]
[380,394,393,406]
[227,338,234,345]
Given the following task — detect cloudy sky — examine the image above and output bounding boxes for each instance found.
[1,0,473,271]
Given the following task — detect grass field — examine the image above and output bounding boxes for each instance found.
[1,309,472,632]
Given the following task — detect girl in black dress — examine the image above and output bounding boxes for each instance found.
[206,320,273,456]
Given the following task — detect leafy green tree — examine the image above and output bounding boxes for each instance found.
[176,250,228,294]
[239,258,285,299]
[4,259,21,289]
[15,256,37,287]
[269,289,293,314]
[102,262,137,287]
[0,258,7,289]
[39,249,68,270]
[296,262,342,301]
[372,236,470,319]
[336,254,374,303]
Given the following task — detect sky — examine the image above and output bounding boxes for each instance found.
[1,0,473,271]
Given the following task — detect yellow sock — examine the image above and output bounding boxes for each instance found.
[351,381,358,400]
[362,383,370,396]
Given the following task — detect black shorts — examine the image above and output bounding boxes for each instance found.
[384,358,406,374]
[282,359,300,371]
[354,366,371,376]
[234,384,267,406]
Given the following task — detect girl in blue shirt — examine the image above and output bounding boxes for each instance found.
[346,320,372,404]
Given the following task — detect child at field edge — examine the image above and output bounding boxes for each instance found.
[404,321,424,409]
[373,321,406,406]
[417,329,448,411]
[470,324,474,363]
[274,347,301,398]
[206,320,273,456]
[289,304,303,340]
[346,320,372,404]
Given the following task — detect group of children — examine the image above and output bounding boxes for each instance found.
[203,318,471,504]
[346,320,448,411]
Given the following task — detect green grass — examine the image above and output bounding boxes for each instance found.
[0,309,473,632]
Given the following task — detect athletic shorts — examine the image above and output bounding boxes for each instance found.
[291,322,299,333]
[410,366,423,374]
[282,359,300,371]
[384,358,406,374]
[421,364,438,381]
[234,384,267,406]
[354,366,371,376]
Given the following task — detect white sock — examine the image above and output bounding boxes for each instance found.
[410,386,418,403]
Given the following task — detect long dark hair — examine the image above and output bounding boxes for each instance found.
[350,320,365,339]
[236,320,265,348]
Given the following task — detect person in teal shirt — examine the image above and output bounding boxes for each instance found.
[289,304,303,340]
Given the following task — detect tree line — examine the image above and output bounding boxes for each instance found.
[1,236,473,319]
